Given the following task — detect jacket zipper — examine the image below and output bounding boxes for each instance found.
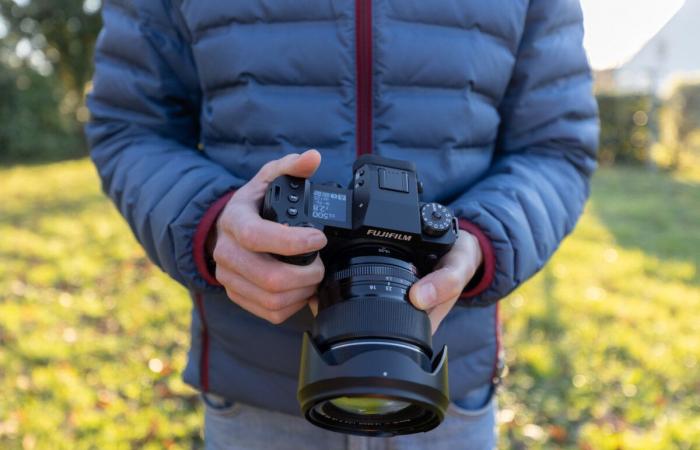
[355,0,373,156]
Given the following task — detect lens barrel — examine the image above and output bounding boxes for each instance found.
[315,255,432,355]
[297,253,449,436]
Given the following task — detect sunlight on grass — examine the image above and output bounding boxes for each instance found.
[0,160,201,450]
[498,167,700,449]
[1,160,698,449]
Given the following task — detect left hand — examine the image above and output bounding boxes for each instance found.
[409,230,483,334]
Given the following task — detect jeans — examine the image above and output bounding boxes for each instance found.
[202,383,497,450]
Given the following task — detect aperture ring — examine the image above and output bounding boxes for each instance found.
[332,264,418,285]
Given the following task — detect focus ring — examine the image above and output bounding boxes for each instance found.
[313,299,432,353]
[332,264,418,284]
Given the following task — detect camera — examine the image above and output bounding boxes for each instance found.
[261,155,458,436]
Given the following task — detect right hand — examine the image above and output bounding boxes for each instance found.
[212,150,327,324]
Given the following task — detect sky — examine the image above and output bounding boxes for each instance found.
[580,0,686,70]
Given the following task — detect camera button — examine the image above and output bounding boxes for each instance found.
[288,194,300,203]
[421,203,452,237]
[289,180,301,189]
[287,207,299,217]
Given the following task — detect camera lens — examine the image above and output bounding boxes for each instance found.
[297,247,449,436]
[329,397,411,415]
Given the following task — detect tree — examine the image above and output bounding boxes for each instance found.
[0,0,102,162]
[0,0,102,93]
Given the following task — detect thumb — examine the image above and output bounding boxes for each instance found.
[409,267,466,311]
[248,149,321,193]
[287,149,322,179]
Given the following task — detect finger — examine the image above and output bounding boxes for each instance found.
[442,230,482,269]
[224,286,308,325]
[216,244,325,292]
[229,211,327,256]
[427,297,460,335]
[409,231,481,311]
[217,268,317,312]
[243,149,322,197]
[409,265,470,311]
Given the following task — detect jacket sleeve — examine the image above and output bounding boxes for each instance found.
[85,0,243,291]
[451,0,600,306]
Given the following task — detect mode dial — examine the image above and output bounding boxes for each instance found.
[420,203,453,237]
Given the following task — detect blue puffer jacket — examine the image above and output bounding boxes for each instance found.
[87,0,598,413]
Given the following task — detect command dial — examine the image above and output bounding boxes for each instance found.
[420,203,453,237]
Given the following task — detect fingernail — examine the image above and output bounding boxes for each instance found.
[307,233,326,249]
[416,283,437,309]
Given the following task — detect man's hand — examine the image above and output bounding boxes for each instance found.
[409,230,483,334]
[212,150,327,324]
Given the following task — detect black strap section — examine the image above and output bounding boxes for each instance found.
[313,299,432,352]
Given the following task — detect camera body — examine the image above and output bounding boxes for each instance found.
[261,155,458,274]
[261,155,457,436]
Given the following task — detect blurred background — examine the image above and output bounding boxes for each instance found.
[0,0,698,449]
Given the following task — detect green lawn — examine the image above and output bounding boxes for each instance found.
[1,160,699,449]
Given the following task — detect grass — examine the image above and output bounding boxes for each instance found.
[499,165,700,449]
[1,159,699,449]
[0,161,201,449]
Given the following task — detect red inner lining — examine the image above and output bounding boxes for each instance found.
[193,191,235,286]
[355,0,373,156]
[492,302,502,382]
[458,219,496,298]
[194,293,210,391]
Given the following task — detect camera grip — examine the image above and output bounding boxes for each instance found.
[261,174,319,266]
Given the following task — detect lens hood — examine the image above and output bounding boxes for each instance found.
[297,332,449,436]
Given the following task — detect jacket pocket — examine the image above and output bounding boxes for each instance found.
[201,392,241,417]
[448,382,496,419]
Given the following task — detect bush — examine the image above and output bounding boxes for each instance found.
[596,94,653,165]
[661,80,700,168]
[0,67,86,163]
